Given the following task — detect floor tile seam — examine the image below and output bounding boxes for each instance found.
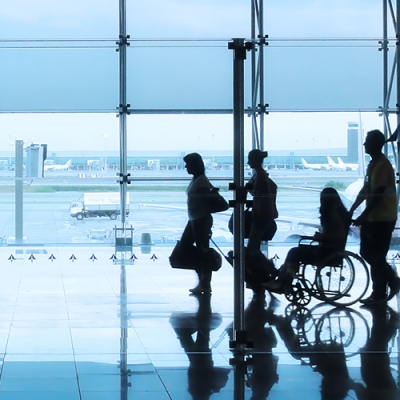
[155,371,174,399]
[99,261,122,300]
[3,264,25,366]
[59,259,83,392]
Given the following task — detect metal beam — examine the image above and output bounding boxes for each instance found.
[250,0,267,151]
[229,39,249,360]
[118,0,129,227]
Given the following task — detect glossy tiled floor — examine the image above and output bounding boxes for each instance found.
[0,245,399,399]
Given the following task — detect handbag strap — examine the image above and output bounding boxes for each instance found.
[210,238,230,262]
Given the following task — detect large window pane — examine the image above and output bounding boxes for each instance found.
[0,114,120,245]
[265,41,383,110]
[0,47,118,112]
[0,1,117,39]
[265,1,384,39]
[1,112,396,246]
[128,0,250,39]
[128,43,235,110]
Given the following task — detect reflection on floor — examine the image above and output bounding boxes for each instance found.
[0,245,399,399]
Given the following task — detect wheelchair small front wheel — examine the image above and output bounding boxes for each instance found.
[285,281,312,306]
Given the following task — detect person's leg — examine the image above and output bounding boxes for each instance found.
[360,221,396,303]
[190,215,213,293]
[179,221,203,291]
[180,220,195,248]
[247,218,265,255]
[263,246,308,293]
[372,221,397,299]
[360,221,385,300]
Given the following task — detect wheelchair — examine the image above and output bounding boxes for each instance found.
[284,236,370,307]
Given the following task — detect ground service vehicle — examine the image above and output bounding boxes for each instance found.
[70,192,130,220]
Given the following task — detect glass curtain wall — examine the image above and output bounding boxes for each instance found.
[0,1,396,247]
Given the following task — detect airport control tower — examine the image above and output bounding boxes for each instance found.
[347,122,358,162]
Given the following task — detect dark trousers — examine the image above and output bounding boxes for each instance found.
[180,215,213,286]
[360,220,396,298]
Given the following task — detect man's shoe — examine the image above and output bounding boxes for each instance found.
[360,295,387,305]
[189,284,212,294]
[387,277,400,301]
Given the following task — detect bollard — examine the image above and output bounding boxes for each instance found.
[140,233,152,254]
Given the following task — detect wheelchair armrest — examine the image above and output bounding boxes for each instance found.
[299,235,320,246]
[299,235,314,241]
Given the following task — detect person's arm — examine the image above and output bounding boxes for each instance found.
[349,184,367,216]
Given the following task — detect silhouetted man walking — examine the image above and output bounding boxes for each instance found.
[350,129,399,305]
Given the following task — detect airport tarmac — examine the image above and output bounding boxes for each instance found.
[0,168,361,246]
[0,187,323,246]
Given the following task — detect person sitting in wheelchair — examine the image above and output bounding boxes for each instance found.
[264,187,351,294]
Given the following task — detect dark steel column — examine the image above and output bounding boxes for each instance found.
[228,39,253,361]
[258,0,265,151]
[251,1,257,149]
[230,38,246,400]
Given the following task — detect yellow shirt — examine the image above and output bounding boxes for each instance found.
[365,154,397,222]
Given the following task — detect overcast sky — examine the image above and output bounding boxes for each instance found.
[0,1,396,154]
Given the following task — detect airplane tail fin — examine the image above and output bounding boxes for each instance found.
[327,156,336,166]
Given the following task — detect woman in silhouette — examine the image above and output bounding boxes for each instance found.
[265,187,350,294]
[246,149,278,255]
[180,152,213,294]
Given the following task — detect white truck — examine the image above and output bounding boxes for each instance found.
[70,192,130,220]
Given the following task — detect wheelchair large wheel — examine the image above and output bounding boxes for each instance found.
[315,251,369,306]
[298,263,325,301]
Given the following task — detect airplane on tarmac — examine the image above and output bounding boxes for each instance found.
[327,156,346,171]
[338,157,359,172]
[44,159,72,172]
[301,158,331,171]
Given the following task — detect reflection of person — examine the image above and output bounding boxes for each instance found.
[352,305,399,399]
[350,130,399,305]
[180,153,213,294]
[226,295,279,399]
[169,294,230,399]
[265,187,350,294]
[246,149,278,255]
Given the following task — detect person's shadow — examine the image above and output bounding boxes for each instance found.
[169,293,230,399]
[226,295,280,399]
[352,305,400,399]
